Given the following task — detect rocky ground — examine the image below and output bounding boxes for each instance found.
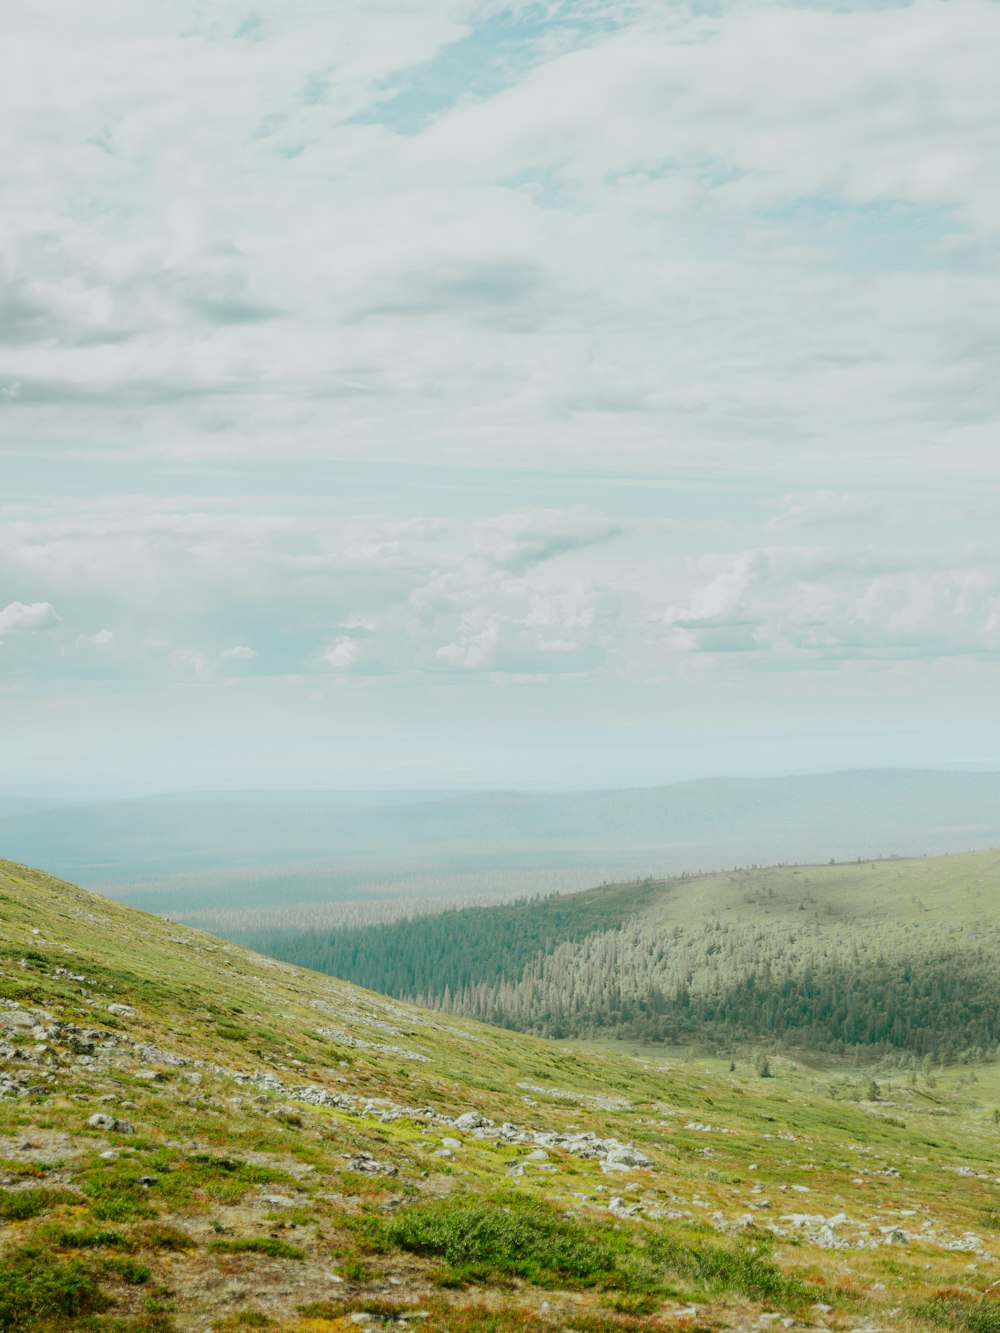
[1,858,999,1332]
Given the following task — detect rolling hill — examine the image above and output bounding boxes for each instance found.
[1,857,1000,1332]
[241,850,1000,1061]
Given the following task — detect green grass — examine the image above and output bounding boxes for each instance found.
[646,1232,809,1306]
[915,1296,1000,1332]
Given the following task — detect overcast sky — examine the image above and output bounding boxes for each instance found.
[2,0,999,795]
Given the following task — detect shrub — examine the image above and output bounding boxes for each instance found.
[38,1221,131,1249]
[100,1255,151,1284]
[0,1247,108,1330]
[0,1186,82,1221]
[134,1222,197,1250]
[379,1193,629,1289]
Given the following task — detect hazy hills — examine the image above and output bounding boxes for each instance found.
[2,857,1000,1332]
[4,769,1000,928]
[245,849,1000,1062]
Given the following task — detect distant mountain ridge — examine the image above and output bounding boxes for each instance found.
[3,770,1000,919]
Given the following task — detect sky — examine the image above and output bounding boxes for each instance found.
[2,0,1000,795]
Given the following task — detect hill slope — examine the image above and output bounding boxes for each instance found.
[242,851,1000,1060]
[1,858,999,1332]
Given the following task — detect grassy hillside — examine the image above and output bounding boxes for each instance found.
[1,859,1000,1332]
[244,851,1000,1060]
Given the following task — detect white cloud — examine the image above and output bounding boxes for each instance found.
[320,637,362,671]
[0,600,60,637]
[171,647,209,675]
[657,545,1000,662]
[78,628,114,645]
[220,644,257,659]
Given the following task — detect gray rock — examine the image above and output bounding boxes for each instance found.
[608,1195,642,1218]
[344,1153,397,1177]
[453,1111,487,1130]
[0,1010,35,1029]
[602,1144,653,1170]
[87,1112,134,1133]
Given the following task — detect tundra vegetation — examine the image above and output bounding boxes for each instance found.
[1,856,999,1332]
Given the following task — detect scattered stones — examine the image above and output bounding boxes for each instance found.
[107,1004,135,1018]
[344,1153,398,1177]
[0,1073,29,1099]
[313,1026,430,1063]
[517,1082,632,1111]
[240,1072,655,1176]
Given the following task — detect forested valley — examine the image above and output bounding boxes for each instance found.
[238,852,1000,1064]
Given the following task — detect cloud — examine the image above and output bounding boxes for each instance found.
[171,647,210,676]
[0,600,60,636]
[0,0,996,484]
[472,508,621,571]
[79,628,114,645]
[657,545,1000,663]
[766,492,888,530]
[220,644,257,659]
[320,637,362,671]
